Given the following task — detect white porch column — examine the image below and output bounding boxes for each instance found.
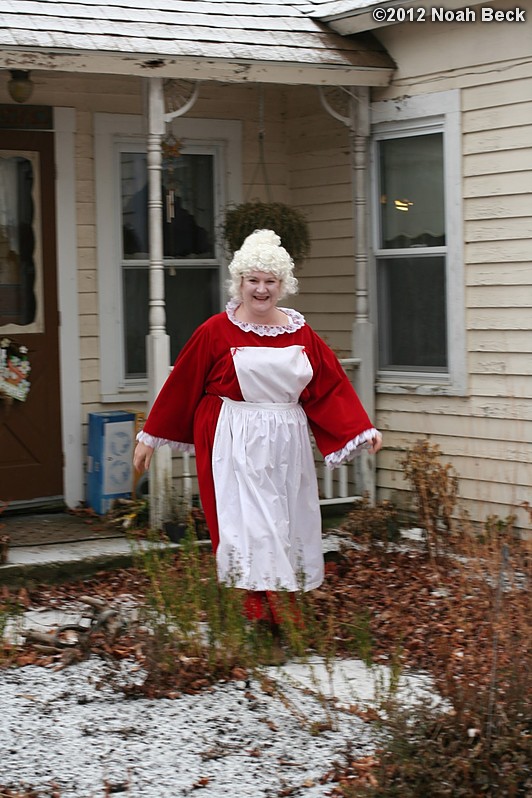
[146,77,172,528]
[349,87,376,502]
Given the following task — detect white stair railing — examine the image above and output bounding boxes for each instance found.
[314,357,364,507]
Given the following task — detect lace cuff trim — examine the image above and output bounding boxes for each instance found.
[324,428,380,469]
[136,430,195,454]
[225,300,305,336]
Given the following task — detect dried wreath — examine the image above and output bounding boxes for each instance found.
[0,337,31,403]
[161,132,183,161]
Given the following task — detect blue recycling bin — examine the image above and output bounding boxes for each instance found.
[87,410,135,515]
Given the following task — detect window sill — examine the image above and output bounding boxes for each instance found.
[376,373,467,396]
[101,387,148,404]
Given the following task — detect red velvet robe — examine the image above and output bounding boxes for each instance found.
[141,305,375,561]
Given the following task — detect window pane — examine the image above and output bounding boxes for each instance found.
[123,267,219,378]
[121,153,215,259]
[163,155,214,258]
[0,155,38,327]
[379,133,444,249]
[121,153,149,258]
[378,257,447,369]
[123,266,149,377]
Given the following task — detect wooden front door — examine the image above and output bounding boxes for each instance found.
[0,130,63,504]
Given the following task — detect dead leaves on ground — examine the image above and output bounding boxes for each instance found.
[321,753,380,795]
[313,544,530,695]
[2,541,529,701]
[1,539,529,798]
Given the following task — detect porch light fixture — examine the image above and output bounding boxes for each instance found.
[8,70,34,104]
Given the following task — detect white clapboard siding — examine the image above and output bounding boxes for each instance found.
[469,353,532,376]
[465,219,532,242]
[468,329,532,352]
[464,171,532,197]
[462,36,532,527]
[357,20,532,531]
[467,285,532,306]
[464,149,532,177]
[462,75,532,111]
[465,194,532,220]
[467,263,532,285]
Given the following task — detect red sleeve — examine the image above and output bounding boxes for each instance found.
[300,329,373,458]
[142,320,214,445]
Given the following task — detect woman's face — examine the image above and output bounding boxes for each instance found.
[240,270,282,315]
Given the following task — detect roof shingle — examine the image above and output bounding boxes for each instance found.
[0,0,394,83]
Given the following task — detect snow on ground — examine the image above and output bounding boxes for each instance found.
[0,649,441,798]
[1,538,440,798]
[1,657,375,798]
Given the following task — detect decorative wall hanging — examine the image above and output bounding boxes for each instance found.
[161,131,183,223]
[0,337,31,403]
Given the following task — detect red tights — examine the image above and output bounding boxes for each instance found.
[243,590,303,628]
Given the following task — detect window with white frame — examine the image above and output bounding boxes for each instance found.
[371,91,466,394]
[95,115,242,401]
[120,146,218,377]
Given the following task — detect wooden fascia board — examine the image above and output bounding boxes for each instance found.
[0,49,393,87]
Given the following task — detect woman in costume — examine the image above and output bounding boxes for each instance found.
[133,229,382,621]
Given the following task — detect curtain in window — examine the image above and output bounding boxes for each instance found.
[379,133,445,249]
[0,156,36,326]
[377,132,447,371]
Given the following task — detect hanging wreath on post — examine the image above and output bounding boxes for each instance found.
[0,337,31,404]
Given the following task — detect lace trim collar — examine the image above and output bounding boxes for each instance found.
[225,300,305,336]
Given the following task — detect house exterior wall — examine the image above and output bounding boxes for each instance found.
[370,2,532,531]
[81,80,290,476]
[0,73,360,503]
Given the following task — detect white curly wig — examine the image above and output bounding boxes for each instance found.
[227,229,299,301]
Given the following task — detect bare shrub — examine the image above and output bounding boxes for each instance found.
[340,493,400,549]
[400,439,459,558]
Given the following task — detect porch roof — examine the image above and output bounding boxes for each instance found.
[0,0,394,86]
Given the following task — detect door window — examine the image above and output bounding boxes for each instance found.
[0,151,43,332]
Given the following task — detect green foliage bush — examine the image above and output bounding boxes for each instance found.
[222,200,310,262]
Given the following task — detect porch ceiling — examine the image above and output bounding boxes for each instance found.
[0,0,395,87]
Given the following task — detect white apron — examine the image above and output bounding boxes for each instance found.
[212,345,324,592]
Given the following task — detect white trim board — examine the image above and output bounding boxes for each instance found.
[54,106,84,507]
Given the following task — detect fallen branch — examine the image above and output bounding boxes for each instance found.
[22,596,127,665]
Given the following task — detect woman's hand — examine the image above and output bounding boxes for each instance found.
[133,441,155,473]
[367,431,383,455]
